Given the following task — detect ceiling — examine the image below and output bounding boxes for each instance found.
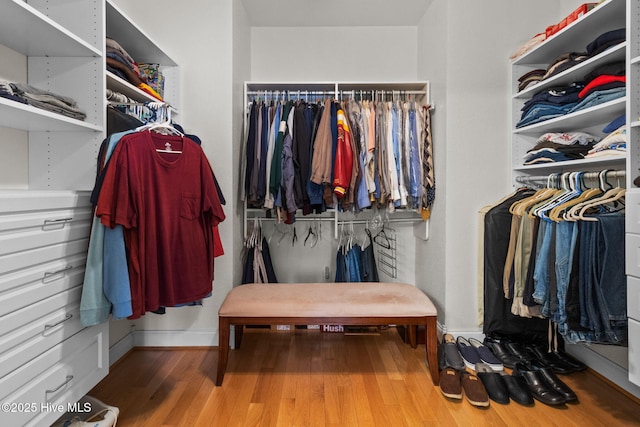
[240,0,433,27]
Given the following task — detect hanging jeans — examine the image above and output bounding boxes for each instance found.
[554,220,576,334]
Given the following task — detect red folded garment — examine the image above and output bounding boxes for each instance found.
[578,74,625,98]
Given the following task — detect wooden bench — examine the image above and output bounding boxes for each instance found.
[216,282,439,386]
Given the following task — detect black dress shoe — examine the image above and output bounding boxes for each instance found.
[513,363,566,406]
[553,351,587,371]
[499,372,534,405]
[526,345,575,374]
[475,362,510,404]
[504,342,536,363]
[532,363,578,402]
[484,341,521,369]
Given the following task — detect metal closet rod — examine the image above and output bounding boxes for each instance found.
[249,216,335,222]
[515,169,626,183]
[245,90,426,96]
[337,218,423,225]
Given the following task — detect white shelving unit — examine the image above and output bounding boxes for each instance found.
[511,0,626,177]
[0,1,182,425]
[511,0,638,391]
[0,1,108,426]
[625,0,640,387]
[106,1,180,110]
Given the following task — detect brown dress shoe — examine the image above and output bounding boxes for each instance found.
[461,371,490,407]
[439,367,462,399]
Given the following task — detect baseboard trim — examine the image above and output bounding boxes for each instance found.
[109,331,135,367]
[132,329,218,347]
[566,342,640,400]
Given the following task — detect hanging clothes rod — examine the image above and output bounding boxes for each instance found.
[245,90,427,96]
[246,90,336,96]
[337,218,424,225]
[515,170,625,185]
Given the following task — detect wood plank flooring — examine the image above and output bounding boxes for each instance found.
[88,328,640,426]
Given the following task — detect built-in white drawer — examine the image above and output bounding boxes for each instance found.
[0,324,108,427]
[625,190,640,235]
[0,253,86,317]
[0,191,91,213]
[629,319,640,387]
[0,239,88,278]
[629,276,640,322]
[0,287,84,379]
[625,233,640,278]
[0,213,92,257]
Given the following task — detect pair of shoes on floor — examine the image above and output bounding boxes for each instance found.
[456,336,503,371]
[482,339,523,369]
[513,362,578,406]
[439,367,490,407]
[439,333,465,371]
[475,362,534,405]
[526,344,588,373]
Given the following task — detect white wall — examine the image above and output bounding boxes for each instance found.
[250,26,418,82]
[415,0,448,322]
[416,0,565,332]
[110,0,237,346]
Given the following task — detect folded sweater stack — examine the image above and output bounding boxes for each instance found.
[106,37,163,101]
[1,79,86,121]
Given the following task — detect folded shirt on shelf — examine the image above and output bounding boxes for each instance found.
[514,28,625,96]
[587,125,627,154]
[535,131,599,146]
[603,114,625,133]
[566,86,626,114]
[586,28,626,57]
[542,52,590,80]
[518,69,546,92]
[523,132,598,165]
[7,81,86,120]
[0,80,28,104]
[578,75,626,99]
[510,32,546,61]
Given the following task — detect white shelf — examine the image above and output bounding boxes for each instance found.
[514,43,626,99]
[631,121,640,128]
[0,97,102,132]
[512,0,625,66]
[632,56,640,66]
[514,97,626,134]
[106,71,175,110]
[106,1,177,66]
[513,155,626,172]
[0,0,101,58]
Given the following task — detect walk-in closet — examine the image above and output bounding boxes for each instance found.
[0,1,639,426]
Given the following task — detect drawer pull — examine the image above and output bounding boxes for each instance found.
[44,313,73,330]
[43,217,73,230]
[45,375,74,395]
[43,265,73,283]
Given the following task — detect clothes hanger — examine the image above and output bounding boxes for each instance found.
[533,172,580,219]
[527,173,565,218]
[374,224,392,249]
[548,172,601,222]
[565,170,622,221]
[304,222,318,247]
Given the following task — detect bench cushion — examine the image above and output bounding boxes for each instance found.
[218,282,437,318]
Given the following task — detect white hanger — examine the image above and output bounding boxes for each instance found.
[136,103,184,153]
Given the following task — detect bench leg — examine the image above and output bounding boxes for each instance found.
[408,325,417,349]
[235,324,244,349]
[425,316,439,385]
[216,317,230,386]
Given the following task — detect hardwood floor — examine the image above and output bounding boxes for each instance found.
[89,328,640,426]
